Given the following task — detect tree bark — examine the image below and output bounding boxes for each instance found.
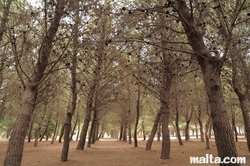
[141,120,146,140]
[27,113,36,142]
[61,1,79,160]
[134,81,141,147]
[58,124,65,143]
[76,17,104,150]
[70,115,78,141]
[205,117,211,149]
[231,51,250,151]
[185,107,193,141]
[87,108,97,147]
[197,106,204,142]
[39,109,53,142]
[175,96,183,146]
[51,117,59,144]
[4,1,65,165]
[174,0,238,163]
[119,125,123,140]
[157,121,161,142]
[145,109,162,150]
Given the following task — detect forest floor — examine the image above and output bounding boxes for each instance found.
[0,137,249,166]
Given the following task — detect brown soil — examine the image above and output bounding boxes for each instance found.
[0,138,249,166]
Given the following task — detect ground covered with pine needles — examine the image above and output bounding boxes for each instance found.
[0,138,249,166]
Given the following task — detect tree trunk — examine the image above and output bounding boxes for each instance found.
[232,113,238,142]
[134,81,141,147]
[205,117,211,149]
[27,113,36,142]
[174,0,238,163]
[141,120,146,140]
[39,109,53,142]
[58,124,65,143]
[61,1,79,160]
[87,108,97,147]
[197,108,204,142]
[185,107,193,141]
[194,122,198,138]
[145,109,162,150]
[123,123,127,142]
[175,96,183,146]
[119,125,123,140]
[70,116,78,141]
[51,118,59,144]
[76,13,105,150]
[231,52,250,151]
[157,121,161,142]
[128,123,132,144]
[160,74,172,159]
[3,2,65,165]
[76,121,80,141]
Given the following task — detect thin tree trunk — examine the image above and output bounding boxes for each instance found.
[232,53,250,151]
[27,113,36,142]
[141,120,146,140]
[123,123,127,142]
[197,107,204,142]
[39,109,53,142]
[134,81,141,147]
[145,109,162,150]
[157,121,161,142]
[194,78,204,142]
[51,118,59,144]
[128,123,132,144]
[76,120,80,141]
[119,125,123,140]
[175,96,183,146]
[205,117,211,149]
[34,127,40,147]
[70,115,78,141]
[76,17,104,150]
[185,106,193,141]
[61,1,79,160]
[87,108,97,147]
[58,124,65,143]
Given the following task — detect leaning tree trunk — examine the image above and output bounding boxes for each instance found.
[197,105,204,142]
[175,96,183,146]
[205,117,211,149]
[119,124,123,140]
[185,106,193,141]
[58,124,65,143]
[76,18,104,150]
[145,109,162,150]
[134,80,141,147]
[231,51,250,151]
[174,0,238,164]
[87,108,97,147]
[61,1,79,160]
[3,1,65,165]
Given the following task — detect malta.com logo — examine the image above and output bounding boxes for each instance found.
[190,154,246,164]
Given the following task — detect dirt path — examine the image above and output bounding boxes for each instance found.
[0,138,249,166]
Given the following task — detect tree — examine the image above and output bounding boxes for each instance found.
[174,0,239,164]
[61,0,79,161]
[4,1,66,165]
